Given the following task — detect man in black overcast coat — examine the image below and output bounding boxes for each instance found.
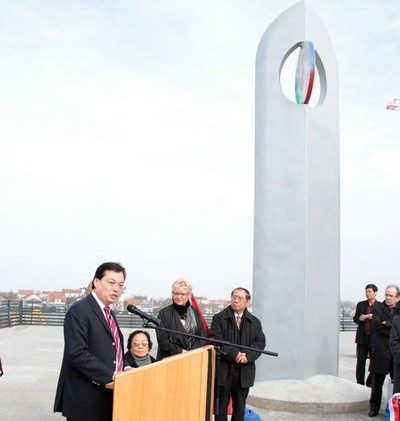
[210,287,265,421]
[368,284,400,417]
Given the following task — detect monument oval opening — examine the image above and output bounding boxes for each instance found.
[279,41,325,108]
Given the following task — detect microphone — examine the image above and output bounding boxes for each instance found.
[126,305,161,326]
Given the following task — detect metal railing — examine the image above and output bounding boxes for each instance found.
[0,300,356,331]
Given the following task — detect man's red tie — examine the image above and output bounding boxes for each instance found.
[104,307,124,372]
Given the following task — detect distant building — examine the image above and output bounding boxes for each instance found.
[6,289,242,317]
[47,291,66,305]
[62,289,82,299]
[18,289,34,299]
[126,298,141,307]
[25,294,42,307]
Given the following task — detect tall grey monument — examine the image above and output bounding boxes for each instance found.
[253,2,340,380]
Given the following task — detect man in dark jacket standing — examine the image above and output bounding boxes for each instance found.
[353,284,378,386]
[210,287,266,421]
[54,262,128,421]
[389,313,400,395]
[368,284,400,417]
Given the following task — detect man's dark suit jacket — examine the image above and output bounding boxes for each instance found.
[353,300,378,345]
[54,293,125,421]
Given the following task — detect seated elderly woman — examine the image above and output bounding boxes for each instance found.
[124,330,157,368]
[156,279,207,360]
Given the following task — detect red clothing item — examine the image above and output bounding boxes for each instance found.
[365,302,375,333]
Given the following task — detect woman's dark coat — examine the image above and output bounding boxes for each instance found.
[156,303,206,360]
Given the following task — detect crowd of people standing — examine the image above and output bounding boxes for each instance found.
[53,261,266,421]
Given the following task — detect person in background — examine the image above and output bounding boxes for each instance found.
[125,330,157,367]
[156,279,206,360]
[389,309,400,395]
[368,284,400,417]
[85,280,93,295]
[210,287,266,421]
[54,262,129,421]
[353,284,378,387]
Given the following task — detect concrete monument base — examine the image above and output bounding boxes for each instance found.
[248,375,370,414]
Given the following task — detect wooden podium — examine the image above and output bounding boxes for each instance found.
[111,345,216,421]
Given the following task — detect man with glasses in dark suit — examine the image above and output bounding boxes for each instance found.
[368,284,400,417]
[210,287,266,421]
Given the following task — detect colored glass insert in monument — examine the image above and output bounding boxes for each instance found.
[295,41,316,104]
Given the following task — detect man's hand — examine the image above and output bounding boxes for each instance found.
[235,352,248,364]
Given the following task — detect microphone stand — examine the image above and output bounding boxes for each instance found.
[145,322,278,356]
[135,317,278,421]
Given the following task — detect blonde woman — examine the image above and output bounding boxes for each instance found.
[156,279,206,360]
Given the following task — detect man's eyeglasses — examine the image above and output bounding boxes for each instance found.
[132,340,149,346]
[231,295,247,302]
[103,280,126,291]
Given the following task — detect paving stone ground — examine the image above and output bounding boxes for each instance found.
[0,326,388,420]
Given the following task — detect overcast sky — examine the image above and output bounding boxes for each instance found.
[0,1,399,303]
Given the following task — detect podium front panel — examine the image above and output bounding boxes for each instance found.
[112,345,215,421]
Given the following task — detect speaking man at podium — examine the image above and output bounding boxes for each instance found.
[54,262,128,421]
